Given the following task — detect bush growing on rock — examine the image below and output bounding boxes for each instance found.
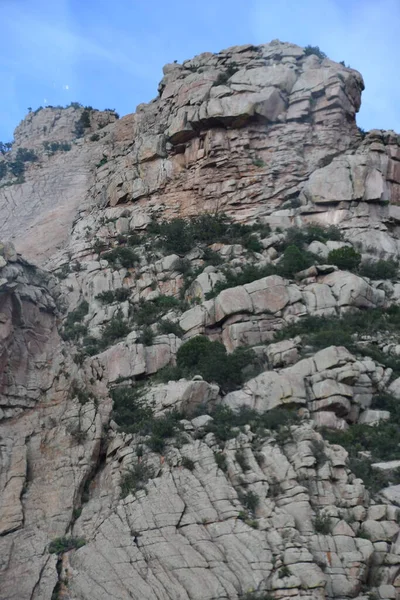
[103,246,140,268]
[132,295,182,326]
[280,224,343,250]
[138,325,154,346]
[120,462,155,498]
[152,213,270,256]
[206,264,277,298]
[204,405,299,442]
[304,45,327,60]
[95,288,130,304]
[278,245,316,278]
[158,319,184,337]
[176,336,256,392]
[48,537,86,554]
[327,246,361,271]
[313,513,332,534]
[62,301,89,341]
[359,259,399,280]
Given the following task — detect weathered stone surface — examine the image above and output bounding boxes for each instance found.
[1,40,400,600]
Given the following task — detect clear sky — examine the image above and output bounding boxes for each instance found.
[1,0,399,141]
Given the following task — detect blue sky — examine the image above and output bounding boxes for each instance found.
[1,0,399,140]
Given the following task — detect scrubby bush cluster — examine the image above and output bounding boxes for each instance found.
[148,212,270,255]
[43,141,71,153]
[304,45,327,60]
[111,385,183,452]
[163,336,257,392]
[120,462,155,498]
[48,536,86,554]
[0,146,38,182]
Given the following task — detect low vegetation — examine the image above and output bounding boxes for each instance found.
[48,537,86,554]
[120,462,155,498]
[304,45,327,60]
[43,141,71,153]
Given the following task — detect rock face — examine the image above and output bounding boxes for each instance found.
[2,41,400,600]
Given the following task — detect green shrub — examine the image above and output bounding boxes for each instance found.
[48,537,86,554]
[120,462,154,498]
[279,566,291,578]
[235,449,250,471]
[279,224,343,250]
[206,264,277,298]
[147,411,182,453]
[181,457,195,470]
[214,452,228,471]
[74,109,91,137]
[176,336,256,392]
[252,157,265,168]
[133,295,181,326]
[158,319,184,337]
[0,162,7,180]
[100,312,130,347]
[16,147,37,162]
[278,245,316,278]
[359,259,399,280]
[238,490,259,513]
[62,301,89,341]
[103,247,140,268]
[304,45,327,59]
[139,325,154,346]
[205,405,298,442]
[90,133,100,141]
[95,288,130,304]
[313,512,332,534]
[0,141,12,154]
[153,213,270,256]
[111,386,153,433]
[327,246,361,271]
[43,141,71,153]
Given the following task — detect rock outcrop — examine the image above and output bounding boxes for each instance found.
[2,41,400,600]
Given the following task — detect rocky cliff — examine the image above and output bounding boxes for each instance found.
[1,41,400,600]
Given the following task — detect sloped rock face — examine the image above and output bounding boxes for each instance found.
[2,42,400,600]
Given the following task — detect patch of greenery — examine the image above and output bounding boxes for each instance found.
[132,295,182,326]
[120,462,155,498]
[278,224,343,251]
[158,319,184,337]
[214,452,228,472]
[74,109,91,137]
[313,512,332,534]
[304,45,327,60]
[62,301,89,341]
[43,141,71,153]
[48,537,86,554]
[204,405,299,442]
[111,385,182,452]
[103,246,140,268]
[95,288,130,304]
[138,325,154,346]
[238,490,259,513]
[0,162,7,180]
[327,247,361,271]
[181,457,195,471]
[278,245,317,278]
[359,259,399,280]
[152,213,270,256]
[176,336,256,392]
[205,264,277,298]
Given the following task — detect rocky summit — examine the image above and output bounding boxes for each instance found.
[1,40,400,600]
